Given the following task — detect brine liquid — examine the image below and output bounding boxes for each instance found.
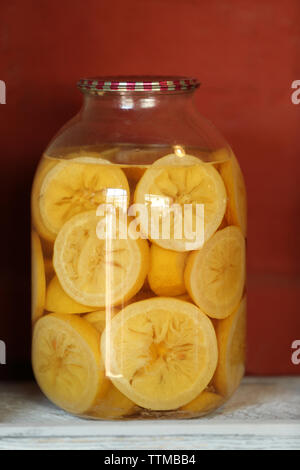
[31,145,246,419]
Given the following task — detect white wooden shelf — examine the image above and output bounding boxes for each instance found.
[0,376,299,450]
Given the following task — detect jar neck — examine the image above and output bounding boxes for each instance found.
[81,91,196,119]
[46,83,228,154]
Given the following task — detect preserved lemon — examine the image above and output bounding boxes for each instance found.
[185,226,246,319]
[89,382,137,419]
[218,150,247,236]
[32,314,108,414]
[45,276,98,314]
[53,211,150,307]
[84,309,119,333]
[101,297,218,410]
[31,159,58,242]
[38,157,129,240]
[31,231,46,323]
[180,390,224,414]
[134,154,227,251]
[213,296,247,397]
[148,244,188,296]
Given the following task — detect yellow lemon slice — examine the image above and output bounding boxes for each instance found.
[79,305,136,419]
[31,231,46,323]
[180,390,224,414]
[214,148,247,236]
[32,313,107,414]
[45,276,98,314]
[101,297,218,410]
[38,157,129,241]
[148,244,188,296]
[185,226,246,319]
[89,382,137,419]
[53,211,150,307]
[84,310,106,333]
[134,154,227,251]
[32,158,58,241]
[84,309,119,333]
[213,296,247,397]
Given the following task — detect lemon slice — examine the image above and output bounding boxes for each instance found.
[214,148,247,236]
[180,390,224,414]
[148,244,188,296]
[213,296,247,397]
[185,226,246,319]
[53,211,150,307]
[84,310,106,333]
[31,231,46,323]
[32,158,58,241]
[45,276,99,314]
[75,306,136,419]
[84,309,119,333]
[32,313,107,414]
[89,382,137,419]
[134,154,227,251]
[38,157,129,241]
[101,297,218,410]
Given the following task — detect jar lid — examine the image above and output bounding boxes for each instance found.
[77,76,200,94]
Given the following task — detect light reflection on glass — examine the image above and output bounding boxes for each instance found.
[173,145,186,157]
[120,96,134,109]
[140,97,156,109]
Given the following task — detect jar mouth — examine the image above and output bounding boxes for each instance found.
[77,76,200,94]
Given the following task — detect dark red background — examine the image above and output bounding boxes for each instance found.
[0,0,299,379]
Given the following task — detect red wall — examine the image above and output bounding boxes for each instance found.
[0,0,299,378]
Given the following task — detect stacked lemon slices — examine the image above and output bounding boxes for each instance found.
[31,147,247,419]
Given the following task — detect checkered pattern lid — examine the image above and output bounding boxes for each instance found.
[77,76,200,94]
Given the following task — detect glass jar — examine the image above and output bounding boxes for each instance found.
[31,76,247,419]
